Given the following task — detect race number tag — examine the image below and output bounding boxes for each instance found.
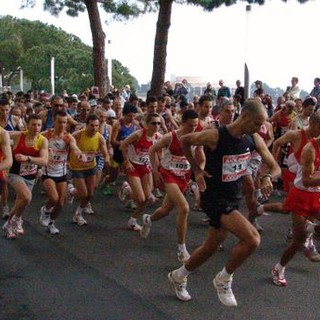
[170,155,190,177]
[222,152,251,182]
[19,162,37,176]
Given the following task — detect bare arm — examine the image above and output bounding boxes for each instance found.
[272,130,296,161]
[0,129,13,171]
[111,121,121,147]
[18,137,49,167]
[254,133,281,197]
[301,142,320,187]
[120,130,143,170]
[264,121,274,148]
[99,134,110,165]
[181,129,218,191]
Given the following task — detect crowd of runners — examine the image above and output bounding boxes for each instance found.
[1,76,320,307]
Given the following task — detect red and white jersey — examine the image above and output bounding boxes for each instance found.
[161,130,191,177]
[42,130,70,177]
[128,129,160,166]
[294,138,320,192]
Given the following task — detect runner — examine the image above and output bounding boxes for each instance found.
[69,114,110,225]
[3,114,48,239]
[272,134,320,286]
[167,99,280,306]
[121,112,162,231]
[40,111,85,234]
[140,110,200,263]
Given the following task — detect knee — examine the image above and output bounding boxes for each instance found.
[247,232,261,250]
[19,193,32,206]
[178,204,189,217]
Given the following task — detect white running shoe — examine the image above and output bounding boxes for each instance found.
[16,217,24,235]
[127,221,142,232]
[67,183,76,204]
[168,271,191,302]
[213,272,238,307]
[126,200,137,209]
[140,214,152,238]
[272,266,287,286]
[154,188,163,198]
[2,219,17,239]
[177,249,190,263]
[47,222,60,235]
[83,202,94,215]
[39,206,51,227]
[73,212,88,226]
[118,181,131,202]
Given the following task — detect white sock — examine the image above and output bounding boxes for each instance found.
[275,263,285,273]
[178,243,187,252]
[76,207,83,215]
[219,267,233,281]
[306,222,316,234]
[129,217,137,224]
[174,265,192,279]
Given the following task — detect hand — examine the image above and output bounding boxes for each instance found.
[261,176,273,198]
[153,171,164,190]
[194,169,211,192]
[78,153,87,162]
[14,153,27,163]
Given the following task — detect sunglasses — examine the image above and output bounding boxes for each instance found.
[150,121,161,126]
[81,109,90,112]
[54,104,64,107]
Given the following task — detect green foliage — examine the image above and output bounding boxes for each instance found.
[112,59,138,92]
[0,15,135,94]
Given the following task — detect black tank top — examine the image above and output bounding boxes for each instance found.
[202,126,255,206]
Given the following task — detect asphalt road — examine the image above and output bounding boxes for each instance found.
[1,180,319,320]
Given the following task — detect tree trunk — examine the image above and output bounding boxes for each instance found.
[84,0,107,98]
[149,0,173,98]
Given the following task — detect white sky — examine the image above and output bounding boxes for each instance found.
[0,0,319,92]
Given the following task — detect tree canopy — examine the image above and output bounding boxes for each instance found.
[0,15,137,94]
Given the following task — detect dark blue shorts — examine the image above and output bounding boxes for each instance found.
[201,196,239,229]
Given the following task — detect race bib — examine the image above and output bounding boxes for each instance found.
[19,162,37,176]
[222,152,251,182]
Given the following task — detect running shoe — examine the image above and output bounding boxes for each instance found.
[126,200,137,209]
[118,181,131,202]
[303,238,320,262]
[39,206,51,227]
[47,222,60,235]
[140,214,151,238]
[127,221,142,232]
[213,272,238,307]
[177,249,190,263]
[67,183,76,204]
[83,202,94,215]
[305,220,320,240]
[2,219,17,239]
[271,266,287,286]
[1,206,10,219]
[154,188,163,198]
[16,217,24,235]
[73,212,88,226]
[168,271,191,302]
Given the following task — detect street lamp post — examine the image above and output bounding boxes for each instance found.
[244,4,251,100]
[107,39,112,89]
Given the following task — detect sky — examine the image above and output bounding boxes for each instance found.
[0,0,319,92]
